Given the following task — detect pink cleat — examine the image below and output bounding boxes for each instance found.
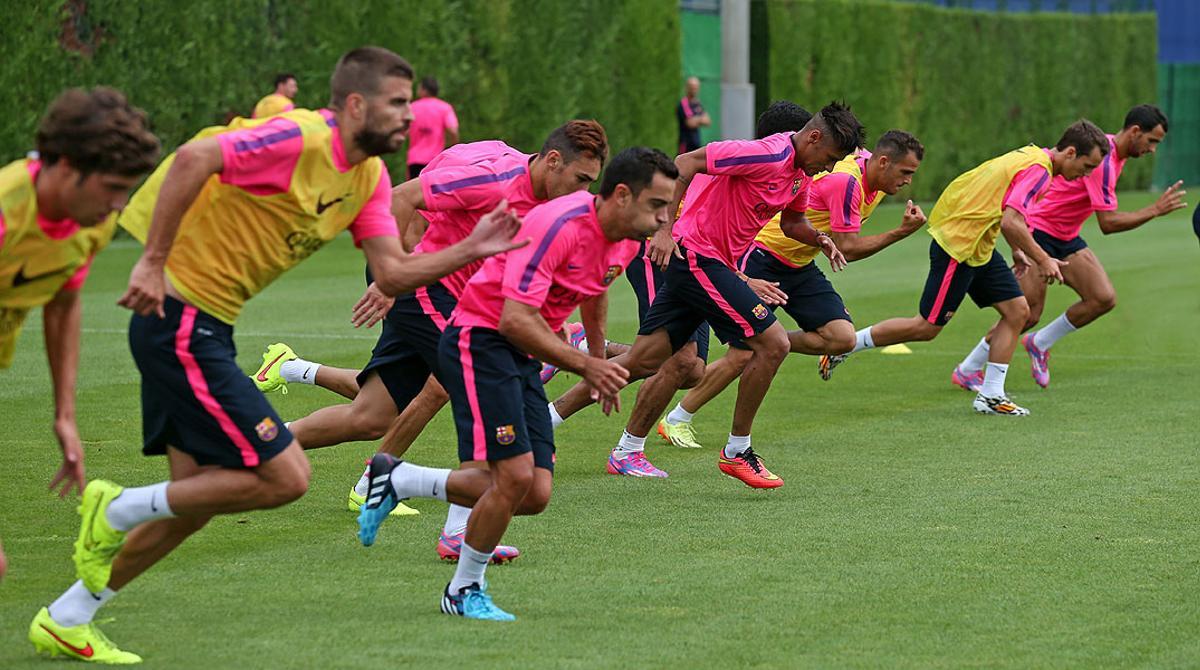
[1022,333,1050,388]
[951,365,984,393]
[540,322,587,384]
[606,450,668,478]
[437,532,520,564]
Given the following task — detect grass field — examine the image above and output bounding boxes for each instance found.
[2,193,1198,668]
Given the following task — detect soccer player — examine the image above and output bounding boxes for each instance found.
[660,131,926,448]
[255,122,608,561]
[820,120,1109,416]
[548,101,862,487]
[405,76,460,179]
[252,72,298,118]
[677,76,712,154]
[30,47,523,663]
[953,106,1185,389]
[2,88,158,611]
[356,147,679,621]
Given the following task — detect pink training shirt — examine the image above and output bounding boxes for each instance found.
[999,148,1054,221]
[414,141,540,297]
[453,190,640,333]
[406,97,459,166]
[814,151,876,234]
[673,133,812,268]
[1028,135,1124,241]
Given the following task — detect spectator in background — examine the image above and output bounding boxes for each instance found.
[676,76,711,155]
[252,73,298,118]
[406,76,459,179]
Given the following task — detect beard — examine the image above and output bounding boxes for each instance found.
[354,126,403,157]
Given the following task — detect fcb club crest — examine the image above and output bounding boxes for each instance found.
[495,424,516,445]
[255,417,279,442]
[752,303,769,320]
[602,264,624,286]
[791,179,802,196]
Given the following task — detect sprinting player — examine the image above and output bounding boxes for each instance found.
[254,122,608,561]
[820,120,1109,416]
[660,131,926,448]
[30,47,524,664]
[405,76,460,179]
[252,72,298,118]
[2,89,158,616]
[547,101,861,487]
[356,147,679,621]
[953,105,1185,389]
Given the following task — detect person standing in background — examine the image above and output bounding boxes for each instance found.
[252,73,298,118]
[407,76,460,179]
[676,76,711,155]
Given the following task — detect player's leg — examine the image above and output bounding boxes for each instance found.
[665,344,751,452]
[956,264,1046,392]
[251,341,362,399]
[1024,245,1113,385]
[288,372,402,449]
[716,320,789,488]
[609,339,706,474]
[968,251,1031,416]
[548,327,678,427]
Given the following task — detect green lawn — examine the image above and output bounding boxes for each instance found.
[2,193,1198,668]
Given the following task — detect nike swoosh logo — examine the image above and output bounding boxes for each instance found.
[150,492,158,513]
[567,264,581,270]
[256,352,288,382]
[432,482,439,497]
[11,264,61,287]
[41,625,95,658]
[302,369,310,380]
[316,193,350,215]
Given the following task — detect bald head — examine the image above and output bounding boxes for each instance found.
[685,77,700,97]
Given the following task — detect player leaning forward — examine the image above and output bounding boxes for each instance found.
[30,47,523,663]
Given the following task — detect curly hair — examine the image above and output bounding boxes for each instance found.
[36,87,160,177]
[541,119,609,166]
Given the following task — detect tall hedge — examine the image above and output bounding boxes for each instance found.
[0,1,681,176]
[752,0,1158,200]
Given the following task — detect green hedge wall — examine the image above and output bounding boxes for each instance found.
[0,1,681,177]
[752,0,1158,200]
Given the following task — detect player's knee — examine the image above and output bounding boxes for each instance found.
[754,328,789,363]
[266,457,311,506]
[912,321,941,341]
[495,467,535,502]
[1093,290,1117,314]
[348,405,392,440]
[826,326,856,355]
[679,357,707,389]
[517,485,552,516]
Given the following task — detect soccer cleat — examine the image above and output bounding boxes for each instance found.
[437,532,520,564]
[656,419,703,449]
[73,480,128,594]
[347,488,419,517]
[356,453,403,547]
[818,353,848,381]
[606,450,668,478]
[718,448,784,489]
[539,322,587,384]
[951,365,985,393]
[973,393,1031,416]
[252,342,296,394]
[441,582,516,621]
[29,607,142,664]
[1022,333,1051,388]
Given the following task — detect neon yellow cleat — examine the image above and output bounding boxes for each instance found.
[348,488,420,517]
[252,342,297,394]
[29,607,142,664]
[656,419,703,449]
[73,480,127,594]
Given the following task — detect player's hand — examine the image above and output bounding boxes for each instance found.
[583,357,628,416]
[746,278,788,305]
[117,256,167,317]
[351,282,394,328]
[819,235,848,272]
[1010,248,1032,279]
[50,418,86,499]
[647,226,682,271]
[467,200,529,258]
[1152,181,1187,217]
[1036,256,1066,284]
[898,200,927,235]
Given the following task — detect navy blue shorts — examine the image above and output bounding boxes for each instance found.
[129,297,292,469]
[357,279,455,411]
[638,245,777,350]
[729,248,851,350]
[625,241,710,360]
[1033,229,1088,260]
[438,324,555,472]
[919,240,1023,327]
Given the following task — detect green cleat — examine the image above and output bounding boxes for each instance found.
[252,342,297,394]
[29,607,142,664]
[73,480,127,594]
[348,488,420,517]
[656,418,703,449]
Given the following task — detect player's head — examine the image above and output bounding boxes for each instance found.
[1054,119,1109,180]
[1121,104,1168,158]
[685,77,701,97]
[755,101,812,139]
[793,101,865,176]
[330,46,415,157]
[870,130,924,195]
[419,76,439,99]
[538,120,609,199]
[597,147,679,240]
[274,73,298,98]
[35,87,160,226]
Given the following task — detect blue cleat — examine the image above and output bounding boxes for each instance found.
[440,582,516,621]
[356,453,401,546]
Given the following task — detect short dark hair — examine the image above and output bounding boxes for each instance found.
[420,76,439,97]
[274,73,296,87]
[599,147,679,197]
[755,101,812,139]
[812,101,866,154]
[1055,119,1110,158]
[540,119,609,166]
[36,87,160,177]
[875,130,924,161]
[329,46,414,108]
[1123,104,1168,133]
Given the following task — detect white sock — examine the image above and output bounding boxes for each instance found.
[665,403,694,425]
[960,337,991,373]
[353,466,370,497]
[280,359,320,384]
[1032,313,1077,351]
[49,580,117,627]
[723,434,751,459]
[389,462,450,501]
[981,362,1009,398]
[547,403,565,429]
[613,431,646,456]
[449,541,492,593]
[105,482,174,532]
[443,504,472,536]
[851,327,875,353]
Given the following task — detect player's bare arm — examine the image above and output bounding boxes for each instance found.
[1000,206,1063,284]
[779,209,847,271]
[833,200,926,262]
[1096,180,1187,234]
[42,287,86,498]
[578,294,609,361]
